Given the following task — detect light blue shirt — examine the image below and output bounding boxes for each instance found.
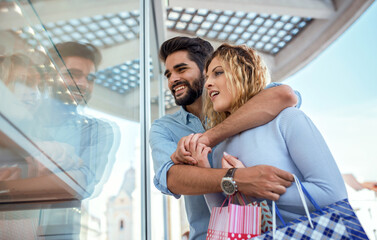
[207,107,348,224]
[149,83,301,240]
[150,107,211,240]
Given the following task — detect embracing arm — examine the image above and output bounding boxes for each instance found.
[202,84,298,147]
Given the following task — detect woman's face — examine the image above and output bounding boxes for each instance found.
[205,57,233,113]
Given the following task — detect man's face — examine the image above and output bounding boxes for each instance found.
[164,51,204,106]
[56,56,96,105]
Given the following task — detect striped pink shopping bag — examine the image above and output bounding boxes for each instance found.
[206,203,261,240]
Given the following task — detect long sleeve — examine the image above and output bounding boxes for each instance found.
[277,108,347,211]
[149,122,181,199]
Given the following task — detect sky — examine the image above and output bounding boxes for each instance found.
[285,1,377,182]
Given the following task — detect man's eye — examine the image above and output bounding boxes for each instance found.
[165,73,171,79]
[178,68,187,72]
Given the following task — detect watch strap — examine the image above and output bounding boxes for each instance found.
[224,168,237,178]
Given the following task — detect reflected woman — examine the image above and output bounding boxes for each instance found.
[202,43,347,223]
[0,54,42,114]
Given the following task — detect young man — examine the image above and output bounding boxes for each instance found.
[150,37,300,239]
[41,41,118,196]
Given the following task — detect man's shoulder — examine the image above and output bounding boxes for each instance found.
[152,110,181,126]
[149,110,185,140]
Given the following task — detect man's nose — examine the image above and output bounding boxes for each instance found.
[168,72,180,87]
[74,76,89,88]
[67,77,88,91]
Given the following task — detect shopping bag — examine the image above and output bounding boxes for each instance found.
[253,175,368,240]
[248,200,273,233]
[259,201,273,233]
[206,196,261,240]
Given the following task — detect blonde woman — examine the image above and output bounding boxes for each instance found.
[201,43,347,224]
[0,54,42,113]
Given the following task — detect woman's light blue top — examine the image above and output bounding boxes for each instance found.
[206,107,348,224]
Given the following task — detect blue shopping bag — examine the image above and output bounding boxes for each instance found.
[253,175,368,240]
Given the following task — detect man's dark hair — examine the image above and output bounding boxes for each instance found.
[159,37,214,72]
[49,41,102,70]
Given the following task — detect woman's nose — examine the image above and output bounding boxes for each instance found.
[205,78,213,89]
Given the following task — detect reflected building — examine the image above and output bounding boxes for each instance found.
[107,167,135,240]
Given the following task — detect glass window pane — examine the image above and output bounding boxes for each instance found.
[0,0,142,239]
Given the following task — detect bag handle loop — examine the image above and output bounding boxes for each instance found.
[272,174,324,237]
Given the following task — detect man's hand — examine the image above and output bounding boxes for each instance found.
[235,165,293,201]
[0,167,21,181]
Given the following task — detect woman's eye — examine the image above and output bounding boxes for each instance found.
[214,71,223,76]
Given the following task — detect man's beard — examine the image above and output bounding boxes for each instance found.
[172,74,204,106]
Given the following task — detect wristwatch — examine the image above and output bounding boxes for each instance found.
[221,168,238,195]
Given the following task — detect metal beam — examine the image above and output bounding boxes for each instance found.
[168,0,335,19]
[0,0,138,30]
[273,0,374,81]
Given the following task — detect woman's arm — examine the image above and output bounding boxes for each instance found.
[278,108,347,208]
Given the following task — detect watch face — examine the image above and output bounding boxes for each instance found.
[222,179,236,195]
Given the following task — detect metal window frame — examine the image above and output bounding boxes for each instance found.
[140,0,152,239]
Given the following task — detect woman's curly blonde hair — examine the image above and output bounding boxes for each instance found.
[203,43,271,129]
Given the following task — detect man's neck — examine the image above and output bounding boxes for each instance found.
[184,97,203,120]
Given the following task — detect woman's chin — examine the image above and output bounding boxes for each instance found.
[213,106,224,113]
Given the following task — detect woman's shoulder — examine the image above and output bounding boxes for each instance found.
[275,107,316,135]
[276,107,307,121]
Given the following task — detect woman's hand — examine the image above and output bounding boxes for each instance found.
[171,134,197,165]
[171,133,212,168]
[222,152,245,168]
[192,143,212,168]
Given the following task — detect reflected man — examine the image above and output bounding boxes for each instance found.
[35,41,119,197]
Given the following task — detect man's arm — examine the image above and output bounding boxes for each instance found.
[202,84,298,147]
[150,120,293,201]
[167,164,293,201]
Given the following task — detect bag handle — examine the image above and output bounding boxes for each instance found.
[273,175,323,232]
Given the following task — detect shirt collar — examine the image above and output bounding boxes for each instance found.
[178,106,191,125]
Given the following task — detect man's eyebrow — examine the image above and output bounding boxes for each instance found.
[173,63,188,69]
[164,63,189,77]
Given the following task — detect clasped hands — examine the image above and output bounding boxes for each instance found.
[171,133,244,169]
[171,133,294,201]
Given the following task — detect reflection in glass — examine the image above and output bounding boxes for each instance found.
[0,0,142,239]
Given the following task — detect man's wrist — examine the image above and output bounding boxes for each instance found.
[198,133,212,147]
[221,168,238,195]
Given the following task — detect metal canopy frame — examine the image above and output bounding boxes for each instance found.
[0,0,374,114]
